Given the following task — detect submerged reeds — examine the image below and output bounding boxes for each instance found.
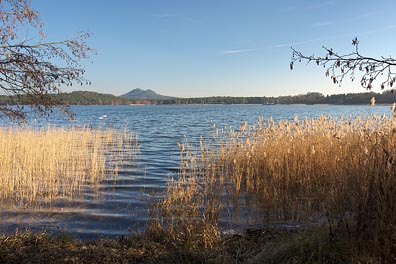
[0,126,137,206]
[153,113,396,261]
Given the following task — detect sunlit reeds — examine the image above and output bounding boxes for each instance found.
[0,127,137,206]
[154,113,396,261]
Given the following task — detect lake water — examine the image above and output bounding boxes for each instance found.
[0,104,391,239]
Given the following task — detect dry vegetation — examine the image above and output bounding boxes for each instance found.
[0,227,348,263]
[153,111,396,262]
[0,126,136,206]
[2,111,396,262]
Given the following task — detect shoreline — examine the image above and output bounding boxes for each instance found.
[0,224,351,263]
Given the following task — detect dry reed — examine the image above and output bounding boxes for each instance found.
[153,113,396,261]
[0,126,137,206]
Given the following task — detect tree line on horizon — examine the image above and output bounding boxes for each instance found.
[156,91,396,105]
[0,90,395,106]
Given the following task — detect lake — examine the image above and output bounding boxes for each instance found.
[0,104,391,239]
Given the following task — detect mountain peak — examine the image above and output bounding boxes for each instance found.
[121,88,175,100]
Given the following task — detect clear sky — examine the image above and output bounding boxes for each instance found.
[32,0,396,97]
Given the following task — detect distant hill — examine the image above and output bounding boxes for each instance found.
[121,88,176,100]
[59,91,135,105]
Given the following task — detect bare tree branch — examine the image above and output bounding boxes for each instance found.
[0,0,95,123]
[290,37,396,92]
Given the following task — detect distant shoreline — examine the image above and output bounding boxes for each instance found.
[1,90,394,106]
[68,103,383,106]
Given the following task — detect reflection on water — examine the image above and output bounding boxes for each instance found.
[0,104,390,239]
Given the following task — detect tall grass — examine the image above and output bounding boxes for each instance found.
[153,113,396,261]
[0,127,137,206]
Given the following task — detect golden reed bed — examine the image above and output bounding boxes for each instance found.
[153,111,396,261]
[0,127,136,206]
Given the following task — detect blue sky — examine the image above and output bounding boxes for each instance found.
[32,0,396,97]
